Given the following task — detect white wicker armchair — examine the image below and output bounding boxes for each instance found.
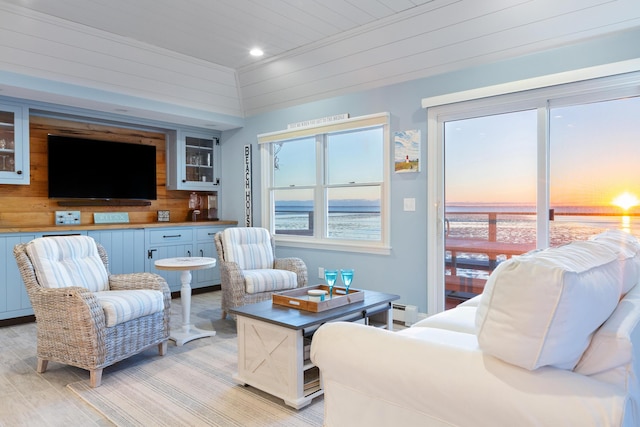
[13,235,170,387]
[215,227,308,319]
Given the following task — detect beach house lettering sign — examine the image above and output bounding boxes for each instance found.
[244,145,252,227]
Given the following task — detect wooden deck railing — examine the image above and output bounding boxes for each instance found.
[445,211,536,296]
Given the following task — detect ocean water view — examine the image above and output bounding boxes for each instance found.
[275,202,636,243]
[275,200,380,240]
[446,205,640,244]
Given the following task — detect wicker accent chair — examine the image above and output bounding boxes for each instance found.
[215,227,308,319]
[13,235,171,388]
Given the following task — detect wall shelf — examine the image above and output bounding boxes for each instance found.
[57,200,152,207]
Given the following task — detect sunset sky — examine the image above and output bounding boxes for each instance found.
[445,96,640,210]
[274,127,383,201]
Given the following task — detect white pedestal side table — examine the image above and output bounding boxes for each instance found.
[154,256,217,346]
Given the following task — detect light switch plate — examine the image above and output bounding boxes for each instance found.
[55,210,81,225]
[403,198,416,211]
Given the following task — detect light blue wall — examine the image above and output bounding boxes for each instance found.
[222,28,640,312]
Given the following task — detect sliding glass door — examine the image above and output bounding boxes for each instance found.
[431,74,640,311]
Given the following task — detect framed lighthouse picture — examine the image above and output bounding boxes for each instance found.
[394,129,420,173]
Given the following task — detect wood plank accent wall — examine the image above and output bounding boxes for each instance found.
[0,116,196,228]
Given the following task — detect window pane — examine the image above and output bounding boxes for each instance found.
[444,110,537,306]
[550,96,640,245]
[327,186,381,240]
[274,137,316,187]
[274,188,314,235]
[327,127,383,184]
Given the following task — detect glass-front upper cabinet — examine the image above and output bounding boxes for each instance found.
[0,102,29,185]
[167,130,220,191]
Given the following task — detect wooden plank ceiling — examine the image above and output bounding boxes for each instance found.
[1,0,639,119]
[2,0,435,69]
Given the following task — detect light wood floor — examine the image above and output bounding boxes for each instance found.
[1,290,404,426]
[0,291,228,427]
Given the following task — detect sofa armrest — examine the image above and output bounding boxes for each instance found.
[218,260,245,289]
[311,322,628,427]
[28,286,107,352]
[109,272,169,294]
[274,257,308,288]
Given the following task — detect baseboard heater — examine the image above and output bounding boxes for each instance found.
[392,303,418,326]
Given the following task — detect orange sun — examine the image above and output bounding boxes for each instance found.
[612,192,639,211]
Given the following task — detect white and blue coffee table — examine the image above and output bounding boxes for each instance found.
[154,256,217,346]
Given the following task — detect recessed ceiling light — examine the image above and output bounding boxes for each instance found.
[249,48,264,57]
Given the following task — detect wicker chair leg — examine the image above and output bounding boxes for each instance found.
[90,369,103,388]
[36,358,48,373]
[158,341,167,356]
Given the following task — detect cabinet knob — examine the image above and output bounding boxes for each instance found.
[16,170,22,175]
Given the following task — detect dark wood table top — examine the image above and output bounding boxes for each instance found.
[229,289,400,330]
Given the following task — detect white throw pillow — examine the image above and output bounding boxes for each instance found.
[589,229,640,295]
[476,239,622,370]
[574,282,640,384]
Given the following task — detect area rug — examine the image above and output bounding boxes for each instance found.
[67,338,324,426]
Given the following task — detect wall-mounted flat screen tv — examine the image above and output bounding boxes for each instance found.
[48,135,157,200]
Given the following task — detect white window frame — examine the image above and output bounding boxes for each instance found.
[259,113,391,254]
[423,60,640,315]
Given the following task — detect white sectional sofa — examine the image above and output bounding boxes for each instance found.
[311,230,640,426]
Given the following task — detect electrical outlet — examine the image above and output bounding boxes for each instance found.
[318,267,324,279]
[55,210,81,225]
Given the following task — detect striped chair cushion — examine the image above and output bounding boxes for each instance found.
[244,269,298,294]
[221,227,274,270]
[25,236,109,292]
[93,290,165,327]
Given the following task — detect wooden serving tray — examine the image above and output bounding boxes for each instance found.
[272,285,364,312]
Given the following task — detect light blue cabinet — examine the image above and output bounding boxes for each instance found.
[88,228,146,274]
[0,224,234,320]
[167,130,221,191]
[146,228,194,293]
[0,101,29,185]
[0,233,36,320]
[145,225,231,292]
[194,226,226,288]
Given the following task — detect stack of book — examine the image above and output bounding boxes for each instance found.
[303,338,312,363]
[303,366,321,396]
